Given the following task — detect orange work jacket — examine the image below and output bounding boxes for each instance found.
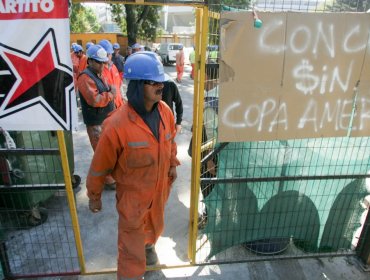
[71,52,79,89]
[77,71,114,108]
[78,54,87,73]
[87,100,180,234]
[87,101,180,278]
[102,63,124,108]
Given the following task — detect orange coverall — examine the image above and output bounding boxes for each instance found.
[71,52,79,89]
[175,50,185,82]
[102,63,124,108]
[78,54,87,74]
[86,101,180,279]
[71,53,87,93]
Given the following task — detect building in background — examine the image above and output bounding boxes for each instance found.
[84,3,121,33]
[84,3,194,34]
[160,6,195,34]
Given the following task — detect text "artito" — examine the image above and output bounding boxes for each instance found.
[0,0,54,13]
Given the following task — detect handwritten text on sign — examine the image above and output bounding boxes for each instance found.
[219,12,370,141]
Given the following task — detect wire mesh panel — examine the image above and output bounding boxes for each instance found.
[0,131,79,278]
[194,0,370,264]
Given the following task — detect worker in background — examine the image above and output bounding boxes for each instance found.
[207,45,218,63]
[112,43,125,79]
[189,46,195,79]
[78,47,88,74]
[71,44,84,91]
[99,39,124,109]
[124,46,132,61]
[77,45,117,190]
[70,42,77,54]
[175,44,185,83]
[132,42,143,53]
[87,51,180,280]
[85,41,94,50]
[162,74,183,134]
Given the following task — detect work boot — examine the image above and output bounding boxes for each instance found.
[145,244,159,266]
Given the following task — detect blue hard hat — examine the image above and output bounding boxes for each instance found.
[98,39,113,54]
[113,43,120,50]
[86,45,108,62]
[131,43,143,49]
[86,42,94,50]
[73,44,83,53]
[124,51,168,82]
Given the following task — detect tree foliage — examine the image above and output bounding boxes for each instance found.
[208,0,251,11]
[110,4,161,46]
[327,0,370,11]
[69,3,101,33]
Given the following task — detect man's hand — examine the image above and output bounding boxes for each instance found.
[89,199,102,213]
[175,124,182,134]
[168,166,177,185]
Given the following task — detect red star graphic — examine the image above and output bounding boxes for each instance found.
[4,42,55,105]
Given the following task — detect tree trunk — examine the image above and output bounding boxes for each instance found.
[125,5,137,46]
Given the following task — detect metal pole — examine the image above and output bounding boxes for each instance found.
[57,130,86,273]
[188,5,209,264]
[188,7,202,263]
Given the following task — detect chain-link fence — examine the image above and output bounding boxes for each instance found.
[193,0,370,265]
[0,131,80,278]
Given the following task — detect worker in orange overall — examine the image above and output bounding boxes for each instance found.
[70,44,84,90]
[99,39,124,109]
[78,48,88,74]
[86,51,180,280]
[77,45,117,190]
[85,41,94,51]
[112,43,125,79]
[175,45,185,83]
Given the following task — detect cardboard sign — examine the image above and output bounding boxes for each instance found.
[219,12,370,141]
[0,0,77,130]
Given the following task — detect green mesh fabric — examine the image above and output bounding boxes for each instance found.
[0,131,74,209]
[10,131,74,185]
[203,138,370,257]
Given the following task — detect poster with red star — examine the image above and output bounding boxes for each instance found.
[0,0,77,131]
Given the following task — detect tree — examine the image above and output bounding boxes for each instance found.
[208,0,251,12]
[69,3,101,33]
[110,4,161,46]
[327,0,370,11]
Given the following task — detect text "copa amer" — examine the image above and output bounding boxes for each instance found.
[0,0,54,13]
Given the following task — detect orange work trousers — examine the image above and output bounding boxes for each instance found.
[176,65,184,82]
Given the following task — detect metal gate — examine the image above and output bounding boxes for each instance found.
[1,0,369,278]
[189,0,370,267]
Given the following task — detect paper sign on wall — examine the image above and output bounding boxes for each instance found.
[0,0,77,131]
[219,12,370,141]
